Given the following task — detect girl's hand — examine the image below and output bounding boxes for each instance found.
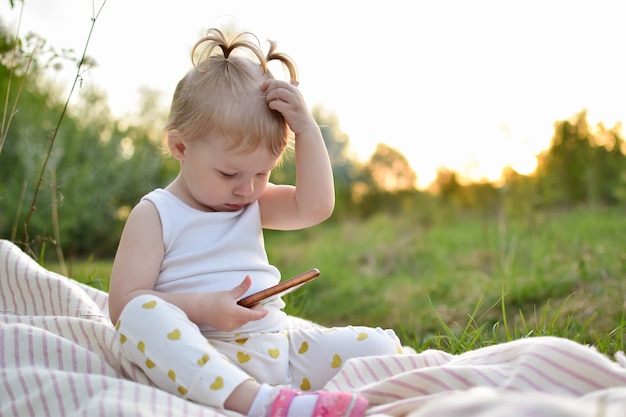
[262,79,318,137]
[198,276,268,332]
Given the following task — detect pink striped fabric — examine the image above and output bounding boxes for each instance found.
[326,338,626,416]
[2,239,626,417]
[1,240,222,417]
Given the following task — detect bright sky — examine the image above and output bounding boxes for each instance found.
[2,0,625,188]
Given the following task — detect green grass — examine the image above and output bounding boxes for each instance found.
[265,206,626,355]
[46,256,112,292]
[49,206,626,356]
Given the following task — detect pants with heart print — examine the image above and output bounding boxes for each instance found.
[115,294,402,408]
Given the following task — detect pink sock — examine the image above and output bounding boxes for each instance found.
[263,387,367,417]
[246,385,321,417]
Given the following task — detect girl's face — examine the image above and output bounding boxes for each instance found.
[170,136,281,212]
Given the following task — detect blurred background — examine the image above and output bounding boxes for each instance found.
[1,0,625,352]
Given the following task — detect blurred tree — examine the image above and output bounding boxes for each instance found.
[431,168,464,206]
[590,122,626,204]
[500,167,537,219]
[535,110,626,206]
[0,19,168,257]
[313,107,356,188]
[351,144,419,218]
[271,106,362,220]
[367,143,417,192]
[0,26,65,246]
[55,85,166,256]
[536,111,592,205]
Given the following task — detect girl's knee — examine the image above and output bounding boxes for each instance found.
[290,326,403,357]
[355,326,403,355]
[120,294,161,315]
[116,294,189,335]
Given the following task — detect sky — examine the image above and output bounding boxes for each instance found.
[2,0,625,188]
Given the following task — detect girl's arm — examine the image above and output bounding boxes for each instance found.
[108,199,267,329]
[259,79,335,231]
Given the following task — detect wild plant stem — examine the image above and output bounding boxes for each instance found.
[11,180,27,241]
[1,0,31,154]
[21,0,107,255]
[50,168,67,276]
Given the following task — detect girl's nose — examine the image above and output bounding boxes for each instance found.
[234,179,254,197]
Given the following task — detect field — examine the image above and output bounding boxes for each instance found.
[50,206,626,355]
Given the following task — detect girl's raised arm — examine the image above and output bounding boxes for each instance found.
[259,80,334,230]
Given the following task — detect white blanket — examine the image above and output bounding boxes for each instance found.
[2,238,626,417]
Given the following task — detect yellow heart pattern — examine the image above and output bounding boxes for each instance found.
[237,352,251,364]
[168,370,176,381]
[142,300,157,309]
[167,329,181,340]
[137,341,145,353]
[300,378,311,391]
[331,354,342,369]
[235,337,248,345]
[298,341,309,354]
[268,348,280,359]
[197,354,210,366]
[210,376,224,390]
[357,332,369,341]
[145,359,155,369]
[119,334,127,344]
[177,386,188,396]
[115,321,121,330]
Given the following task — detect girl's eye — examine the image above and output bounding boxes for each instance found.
[219,171,236,178]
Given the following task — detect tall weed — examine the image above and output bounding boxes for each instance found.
[2,1,107,259]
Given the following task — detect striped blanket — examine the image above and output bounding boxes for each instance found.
[2,238,626,417]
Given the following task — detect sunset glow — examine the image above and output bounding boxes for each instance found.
[2,0,624,189]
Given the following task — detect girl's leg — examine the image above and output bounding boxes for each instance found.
[211,331,291,386]
[116,295,369,416]
[288,326,403,391]
[115,294,252,409]
[213,331,372,416]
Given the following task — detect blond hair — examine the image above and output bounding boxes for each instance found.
[165,28,298,156]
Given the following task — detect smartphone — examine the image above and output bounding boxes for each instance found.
[237,268,320,308]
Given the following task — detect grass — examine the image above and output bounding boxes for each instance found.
[48,205,626,356]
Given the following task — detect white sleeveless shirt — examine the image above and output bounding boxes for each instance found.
[143,188,288,338]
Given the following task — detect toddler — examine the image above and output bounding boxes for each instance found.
[109,27,402,417]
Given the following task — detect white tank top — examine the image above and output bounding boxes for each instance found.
[143,188,287,338]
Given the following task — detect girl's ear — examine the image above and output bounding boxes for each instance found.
[167,130,187,160]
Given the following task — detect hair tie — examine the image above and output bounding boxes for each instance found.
[220,45,231,60]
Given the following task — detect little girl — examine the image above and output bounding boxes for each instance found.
[108,27,402,417]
